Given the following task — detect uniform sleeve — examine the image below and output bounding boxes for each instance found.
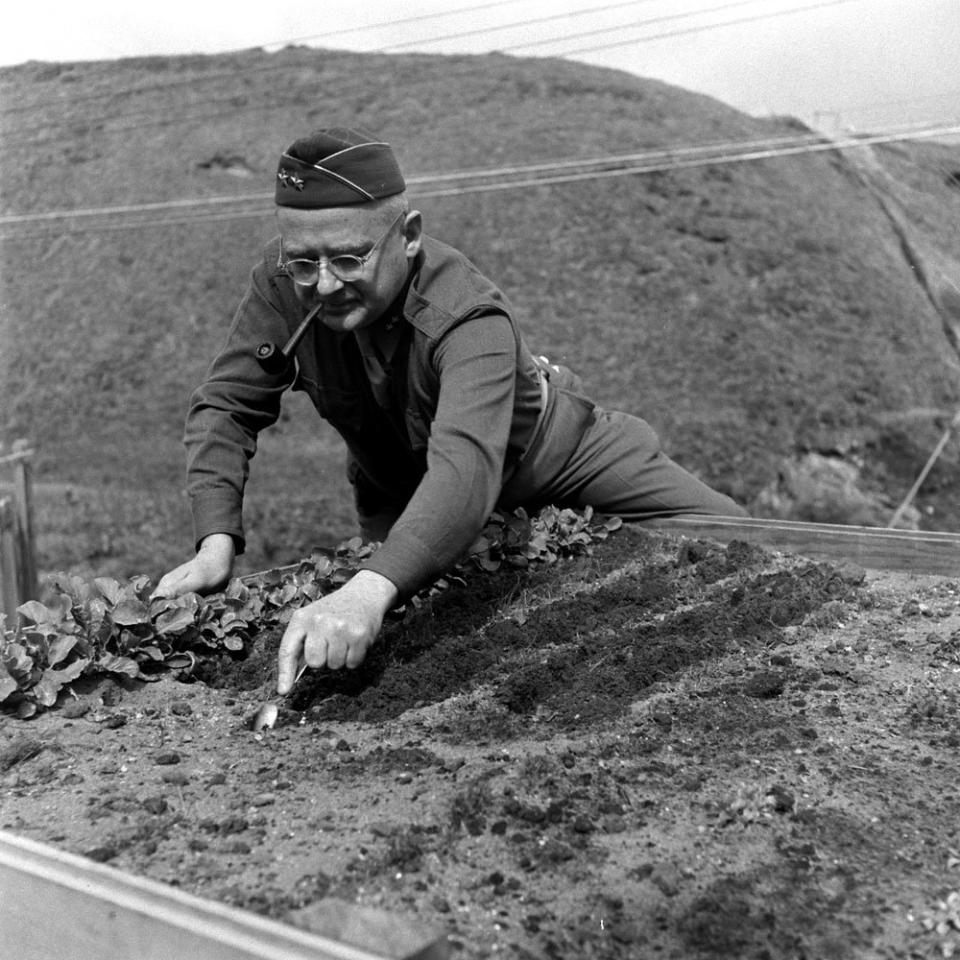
[360,312,517,598]
[185,262,297,553]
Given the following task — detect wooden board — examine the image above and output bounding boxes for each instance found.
[647,515,960,577]
[0,498,19,620]
[0,831,449,960]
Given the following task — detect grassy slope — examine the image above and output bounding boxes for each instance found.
[1,48,959,578]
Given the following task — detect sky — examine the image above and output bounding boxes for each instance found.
[0,0,957,132]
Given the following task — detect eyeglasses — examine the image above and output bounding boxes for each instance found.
[277,211,406,285]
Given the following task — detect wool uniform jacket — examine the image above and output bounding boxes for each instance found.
[184,234,553,600]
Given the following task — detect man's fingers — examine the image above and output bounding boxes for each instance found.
[324,635,349,671]
[152,553,232,601]
[274,588,381,688]
[276,622,307,695]
[345,643,366,670]
[151,568,190,600]
[304,633,329,671]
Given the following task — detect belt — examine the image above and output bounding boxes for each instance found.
[514,363,550,467]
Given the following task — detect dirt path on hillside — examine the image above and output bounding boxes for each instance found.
[2,529,959,959]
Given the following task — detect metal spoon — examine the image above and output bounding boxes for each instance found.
[252,661,307,733]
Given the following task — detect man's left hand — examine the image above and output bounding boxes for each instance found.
[276,570,398,694]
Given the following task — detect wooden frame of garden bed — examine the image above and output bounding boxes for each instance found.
[0,831,449,960]
[649,515,960,577]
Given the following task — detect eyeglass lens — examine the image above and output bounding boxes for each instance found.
[286,256,364,284]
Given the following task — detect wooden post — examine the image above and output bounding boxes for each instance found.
[0,497,19,621]
[0,439,38,616]
[11,439,38,603]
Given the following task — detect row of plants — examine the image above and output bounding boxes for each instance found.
[0,506,622,719]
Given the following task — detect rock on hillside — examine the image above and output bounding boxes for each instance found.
[1,48,959,575]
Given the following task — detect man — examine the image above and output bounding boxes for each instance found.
[154,127,746,694]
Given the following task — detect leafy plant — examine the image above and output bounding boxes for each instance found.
[920,890,960,958]
[718,781,795,826]
[470,505,622,571]
[0,507,623,718]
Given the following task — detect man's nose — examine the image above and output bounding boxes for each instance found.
[314,263,344,296]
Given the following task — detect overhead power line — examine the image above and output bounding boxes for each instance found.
[0,128,831,225]
[0,0,653,117]
[376,0,673,51]
[3,123,958,240]
[255,0,526,50]
[508,0,865,55]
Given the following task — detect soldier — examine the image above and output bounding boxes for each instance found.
[154,128,746,693]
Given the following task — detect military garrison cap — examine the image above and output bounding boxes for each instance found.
[275,127,406,208]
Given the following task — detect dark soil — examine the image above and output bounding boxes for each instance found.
[3,527,960,959]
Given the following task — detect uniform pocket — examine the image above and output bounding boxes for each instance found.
[295,375,365,435]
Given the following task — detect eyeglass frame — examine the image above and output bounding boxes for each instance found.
[277,211,407,285]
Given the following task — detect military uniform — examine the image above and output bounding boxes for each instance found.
[186,233,744,600]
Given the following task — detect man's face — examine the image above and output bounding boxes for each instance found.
[275,203,421,334]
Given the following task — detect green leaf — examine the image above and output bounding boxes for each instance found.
[469,535,492,555]
[36,660,88,705]
[47,634,79,667]
[165,652,195,670]
[97,654,140,678]
[224,579,248,601]
[0,663,18,703]
[3,642,35,680]
[17,600,66,626]
[299,583,322,601]
[111,598,151,626]
[15,700,37,720]
[154,603,198,636]
[308,555,334,577]
[93,577,124,605]
[49,573,88,600]
[54,659,90,683]
[130,575,153,599]
[33,678,62,707]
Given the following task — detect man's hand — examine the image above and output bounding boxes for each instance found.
[276,570,398,694]
[152,533,235,598]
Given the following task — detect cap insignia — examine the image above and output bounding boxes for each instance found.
[277,169,305,190]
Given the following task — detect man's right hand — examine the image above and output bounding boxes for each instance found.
[152,533,236,598]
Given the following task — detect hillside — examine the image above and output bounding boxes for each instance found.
[1,47,960,579]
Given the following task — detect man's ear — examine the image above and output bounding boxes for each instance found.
[402,210,423,259]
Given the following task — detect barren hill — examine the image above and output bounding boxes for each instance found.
[1,47,959,578]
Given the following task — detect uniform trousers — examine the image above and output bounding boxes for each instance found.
[498,376,746,521]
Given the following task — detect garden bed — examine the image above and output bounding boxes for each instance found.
[2,526,959,959]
